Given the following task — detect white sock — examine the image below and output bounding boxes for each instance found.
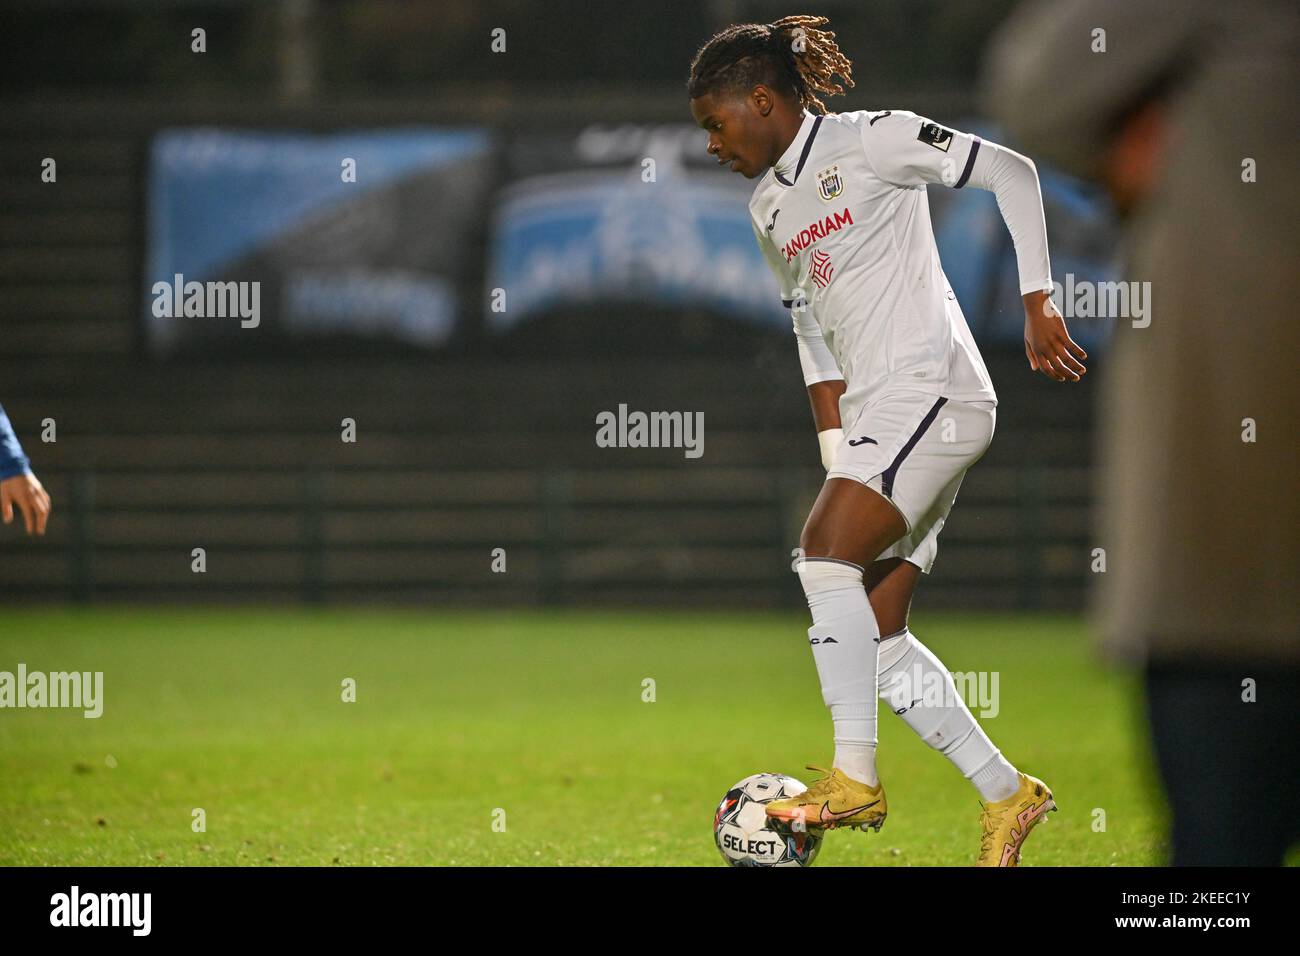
[797,558,881,788]
[877,627,1020,802]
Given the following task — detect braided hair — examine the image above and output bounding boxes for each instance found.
[687,15,855,115]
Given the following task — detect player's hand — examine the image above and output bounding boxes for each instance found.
[1,471,52,535]
[1023,291,1087,382]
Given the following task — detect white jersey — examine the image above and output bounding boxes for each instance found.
[748,107,1053,427]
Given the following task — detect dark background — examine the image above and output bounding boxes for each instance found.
[0,0,1101,609]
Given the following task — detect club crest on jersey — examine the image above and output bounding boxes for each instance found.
[815,164,844,202]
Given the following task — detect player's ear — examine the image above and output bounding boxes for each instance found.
[748,84,775,119]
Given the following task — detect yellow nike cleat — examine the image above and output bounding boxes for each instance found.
[763,765,887,833]
[976,771,1057,866]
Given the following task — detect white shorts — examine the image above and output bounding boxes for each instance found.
[825,390,996,575]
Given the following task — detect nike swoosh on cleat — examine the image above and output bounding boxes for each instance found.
[995,802,1051,863]
[819,800,880,825]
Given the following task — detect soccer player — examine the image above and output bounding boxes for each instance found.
[1,401,52,536]
[688,15,1087,865]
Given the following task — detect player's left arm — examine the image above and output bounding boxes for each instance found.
[861,111,1088,382]
[963,139,1088,382]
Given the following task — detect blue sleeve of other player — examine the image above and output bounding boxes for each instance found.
[0,402,33,480]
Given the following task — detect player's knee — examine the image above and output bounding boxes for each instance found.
[795,555,864,602]
[797,521,831,558]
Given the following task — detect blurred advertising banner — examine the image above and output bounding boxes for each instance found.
[145,128,493,354]
[144,121,1117,356]
[485,122,790,334]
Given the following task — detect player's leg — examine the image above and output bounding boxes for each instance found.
[764,476,904,833]
[770,393,967,834]
[798,474,907,781]
[801,473,908,568]
[867,549,1021,804]
[864,556,917,637]
[771,393,1012,837]
[867,451,1022,790]
[865,400,1055,863]
[792,393,958,805]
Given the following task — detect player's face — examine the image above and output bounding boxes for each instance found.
[691,91,769,180]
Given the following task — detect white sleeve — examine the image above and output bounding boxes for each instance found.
[750,213,843,386]
[859,109,982,189]
[861,110,1053,296]
[960,139,1054,295]
[794,307,843,386]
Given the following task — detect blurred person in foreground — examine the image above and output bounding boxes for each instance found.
[983,0,1298,865]
[0,401,51,536]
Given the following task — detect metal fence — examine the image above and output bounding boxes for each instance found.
[3,460,1091,609]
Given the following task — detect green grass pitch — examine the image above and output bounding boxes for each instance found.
[0,607,1169,866]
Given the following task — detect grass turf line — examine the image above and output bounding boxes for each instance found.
[0,608,1166,866]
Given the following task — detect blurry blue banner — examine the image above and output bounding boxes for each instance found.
[144,121,1117,355]
[146,127,493,354]
[486,167,789,331]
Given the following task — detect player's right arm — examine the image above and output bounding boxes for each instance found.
[750,214,845,470]
[0,401,51,536]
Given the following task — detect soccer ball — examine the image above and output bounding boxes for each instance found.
[713,772,822,867]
